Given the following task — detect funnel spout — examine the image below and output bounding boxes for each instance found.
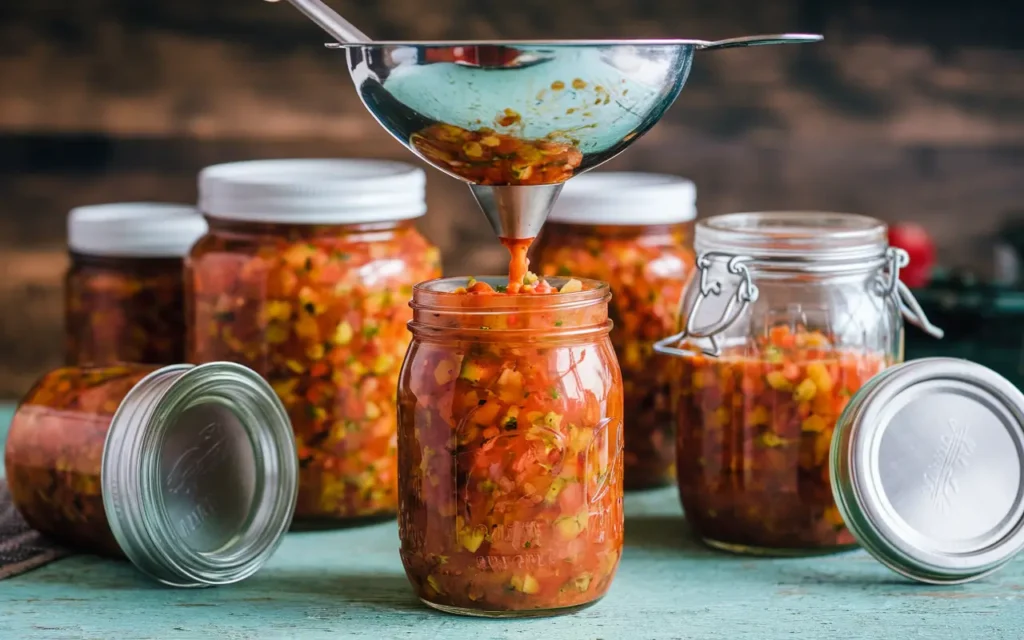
[469,184,564,239]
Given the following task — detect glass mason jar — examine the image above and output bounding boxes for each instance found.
[532,172,696,489]
[654,212,943,555]
[3,362,297,586]
[398,276,624,617]
[65,203,208,366]
[187,159,442,527]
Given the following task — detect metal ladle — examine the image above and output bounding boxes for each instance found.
[277,0,823,239]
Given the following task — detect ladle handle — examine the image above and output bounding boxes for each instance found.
[699,33,823,50]
[281,0,371,43]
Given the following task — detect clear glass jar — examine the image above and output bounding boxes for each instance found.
[655,212,942,555]
[187,159,442,527]
[532,172,696,489]
[65,203,207,366]
[3,362,297,586]
[398,276,624,617]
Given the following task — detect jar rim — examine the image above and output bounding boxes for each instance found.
[412,276,609,310]
[101,362,297,587]
[696,212,888,262]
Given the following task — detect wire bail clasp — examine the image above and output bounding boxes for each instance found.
[654,252,759,358]
[875,247,944,340]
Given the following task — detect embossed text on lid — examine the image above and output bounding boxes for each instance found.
[831,358,1024,584]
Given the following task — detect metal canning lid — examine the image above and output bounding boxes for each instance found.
[831,357,1024,584]
[101,362,298,587]
[547,172,697,226]
[198,159,427,224]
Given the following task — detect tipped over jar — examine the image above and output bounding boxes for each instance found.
[655,212,942,555]
[397,276,624,617]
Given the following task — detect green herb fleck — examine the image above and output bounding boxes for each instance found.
[557,265,572,277]
[554,320,564,327]
[362,325,380,339]
[504,417,518,431]
[549,387,561,400]
[524,540,532,548]
[495,284,508,293]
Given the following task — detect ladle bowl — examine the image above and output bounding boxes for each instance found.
[330,37,821,238]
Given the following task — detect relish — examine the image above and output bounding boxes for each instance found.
[398,277,624,616]
[675,325,890,553]
[534,221,694,488]
[411,124,583,186]
[5,366,155,556]
[188,219,441,525]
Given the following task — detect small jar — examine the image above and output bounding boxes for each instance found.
[532,172,696,490]
[398,277,624,617]
[188,159,442,527]
[655,212,942,555]
[3,362,298,586]
[65,203,208,366]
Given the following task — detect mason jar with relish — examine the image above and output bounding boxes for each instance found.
[186,159,442,527]
[398,276,624,617]
[532,172,696,489]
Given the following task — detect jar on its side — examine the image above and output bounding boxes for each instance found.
[188,159,442,527]
[4,362,297,586]
[532,172,696,489]
[398,277,624,617]
[65,203,208,366]
[655,212,942,555]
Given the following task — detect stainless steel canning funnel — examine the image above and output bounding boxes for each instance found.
[278,0,823,239]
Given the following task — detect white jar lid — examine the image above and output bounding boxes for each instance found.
[198,159,427,224]
[548,172,697,226]
[68,203,207,258]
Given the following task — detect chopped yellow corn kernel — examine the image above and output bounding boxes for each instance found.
[794,378,817,402]
[766,371,793,391]
[333,321,354,345]
[559,278,583,293]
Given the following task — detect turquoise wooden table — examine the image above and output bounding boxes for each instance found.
[1,405,1022,639]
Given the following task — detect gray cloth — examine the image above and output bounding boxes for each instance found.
[0,479,69,579]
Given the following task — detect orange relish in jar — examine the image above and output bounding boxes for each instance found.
[398,276,624,617]
[65,203,207,367]
[532,172,697,489]
[187,159,441,527]
[655,212,942,555]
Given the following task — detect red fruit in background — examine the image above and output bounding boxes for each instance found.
[888,223,936,288]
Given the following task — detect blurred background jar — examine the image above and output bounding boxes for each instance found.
[531,172,696,490]
[655,212,941,555]
[65,203,207,366]
[187,159,441,527]
[398,276,623,617]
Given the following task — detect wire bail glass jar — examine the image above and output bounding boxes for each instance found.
[187,159,442,527]
[531,172,697,490]
[655,212,942,555]
[398,276,624,617]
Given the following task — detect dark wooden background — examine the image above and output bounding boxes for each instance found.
[1,0,1022,398]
